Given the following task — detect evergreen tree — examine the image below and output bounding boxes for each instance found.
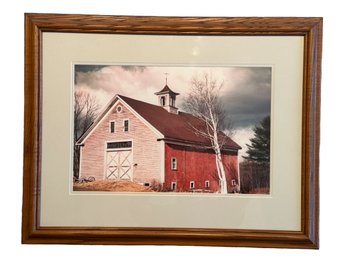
[244,115,270,163]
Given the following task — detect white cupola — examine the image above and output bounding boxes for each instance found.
[154,75,179,114]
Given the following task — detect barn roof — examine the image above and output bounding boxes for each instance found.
[77,94,241,150]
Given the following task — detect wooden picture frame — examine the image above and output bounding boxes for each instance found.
[22,13,322,248]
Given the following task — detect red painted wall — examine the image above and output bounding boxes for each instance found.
[164,143,239,193]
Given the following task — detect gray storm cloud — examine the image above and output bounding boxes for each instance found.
[121,65,146,72]
[75,65,271,129]
[221,67,271,128]
[75,65,109,73]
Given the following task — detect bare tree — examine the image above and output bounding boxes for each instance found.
[182,73,234,194]
[239,160,270,194]
[73,90,100,178]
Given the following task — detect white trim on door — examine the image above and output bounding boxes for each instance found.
[103,139,133,181]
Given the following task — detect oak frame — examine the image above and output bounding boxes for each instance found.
[22,13,322,248]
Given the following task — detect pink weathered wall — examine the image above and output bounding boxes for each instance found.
[164,144,239,193]
[79,99,163,184]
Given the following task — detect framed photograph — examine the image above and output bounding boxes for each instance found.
[22,13,322,248]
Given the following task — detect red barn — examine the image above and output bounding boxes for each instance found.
[76,84,241,193]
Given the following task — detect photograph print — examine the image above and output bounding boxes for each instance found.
[73,65,271,194]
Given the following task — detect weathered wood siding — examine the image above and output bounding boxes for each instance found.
[164,143,239,192]
[80,99,162,184]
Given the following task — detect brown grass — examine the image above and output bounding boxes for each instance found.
[73,180,154,192]
[249,187,270,194]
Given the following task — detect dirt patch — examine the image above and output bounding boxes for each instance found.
[73,180,154,192]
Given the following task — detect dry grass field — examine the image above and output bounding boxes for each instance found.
[73,180,154,192]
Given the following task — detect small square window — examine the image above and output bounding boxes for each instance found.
[171,182,177,191]
[171,157,177,170]
[160,96,166,106]
[190,181,195,189]
[143,182,150,187]
[109,121,115,133]
[124,120,129,132]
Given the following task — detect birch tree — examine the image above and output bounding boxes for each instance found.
[182,73,233,194]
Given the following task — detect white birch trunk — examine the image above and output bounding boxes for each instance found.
[216,152,228,194]
[210,109,228,194]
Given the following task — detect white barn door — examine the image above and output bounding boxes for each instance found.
[106,150,133,180]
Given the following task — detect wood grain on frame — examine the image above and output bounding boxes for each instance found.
[22,13,322,248]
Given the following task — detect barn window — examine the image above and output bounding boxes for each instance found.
[124,119,129,132]
[109,121,115,133]
[143,182,150,187]
[160,96,166,106]
[205,180,210,188]
[231,179,237,186]
[190,181,195,189]
[171,97,175,107]
[116,105,122,113]
[171,182,177,191]
[171,157,177,170]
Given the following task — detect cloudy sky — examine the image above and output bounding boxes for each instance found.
[75,65,271,161]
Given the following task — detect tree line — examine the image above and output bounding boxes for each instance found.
[241,115,270,194]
